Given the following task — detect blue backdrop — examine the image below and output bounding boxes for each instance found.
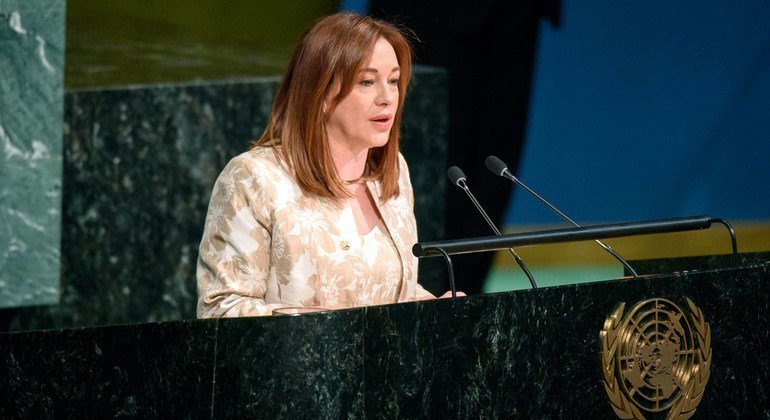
[506,1,770,225]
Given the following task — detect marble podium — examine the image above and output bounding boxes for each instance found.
[2,254,768,418]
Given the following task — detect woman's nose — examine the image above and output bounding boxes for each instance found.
[376,83,395,105]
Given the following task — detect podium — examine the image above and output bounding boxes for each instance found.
[2,253,769,418]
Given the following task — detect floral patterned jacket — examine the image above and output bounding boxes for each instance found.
[196,146,434,317]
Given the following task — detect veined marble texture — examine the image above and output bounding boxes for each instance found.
[0,0,65,309]
[0,68,448,331]
[1,264,768,417]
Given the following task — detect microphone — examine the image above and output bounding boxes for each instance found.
[447,166,538,288]
[485,155,639,277]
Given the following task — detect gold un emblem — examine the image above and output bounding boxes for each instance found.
[599,298,712,419]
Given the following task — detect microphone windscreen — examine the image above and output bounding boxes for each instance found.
[446,166,466,187]
[485,156,508,176]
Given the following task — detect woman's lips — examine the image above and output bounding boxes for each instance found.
[370,113,393,129]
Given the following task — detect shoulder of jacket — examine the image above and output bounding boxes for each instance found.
[225,146,287,177]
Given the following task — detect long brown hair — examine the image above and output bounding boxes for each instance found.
[253,12,412,201]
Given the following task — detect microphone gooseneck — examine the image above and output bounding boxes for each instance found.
[485,156,639,278]
[446,166,538,288]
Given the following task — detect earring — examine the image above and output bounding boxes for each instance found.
[323,104,328,114]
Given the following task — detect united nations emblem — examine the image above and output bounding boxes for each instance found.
[599,298,712,419]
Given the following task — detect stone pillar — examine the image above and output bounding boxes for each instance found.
[0,0,65,308]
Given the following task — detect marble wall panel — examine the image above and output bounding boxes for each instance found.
[401,65,449,295]
[0,68,448,331]
[0,0,65,308]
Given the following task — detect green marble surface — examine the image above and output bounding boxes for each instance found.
[0,67,448,331]
[3,263,769,417]
[65,0,338,88]
[1,1,449,327]
[0,0,65,309]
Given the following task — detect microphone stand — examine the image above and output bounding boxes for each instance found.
[486,156,639,277]
[435,248,457,298]
[447,166,538,288]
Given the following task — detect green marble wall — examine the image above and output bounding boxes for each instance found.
[65,1,338,88]
[0,0,65,309]
[0,1,448,330]
[0,69,447,331]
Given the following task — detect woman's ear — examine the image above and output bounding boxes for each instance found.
[324,78,341,115]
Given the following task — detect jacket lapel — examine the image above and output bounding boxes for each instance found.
[367,179,414,301]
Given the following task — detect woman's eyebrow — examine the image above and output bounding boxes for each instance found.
[361,66,401,73]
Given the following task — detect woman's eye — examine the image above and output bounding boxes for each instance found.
[360,79,374,87]
[389,78,399,86]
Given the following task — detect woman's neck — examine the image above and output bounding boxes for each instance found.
[329,141,369,182]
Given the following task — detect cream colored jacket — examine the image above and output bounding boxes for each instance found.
[196,146,433,317]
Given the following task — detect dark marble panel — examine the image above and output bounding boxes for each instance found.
[0,78,278,332]
[363,286,614,418]
[401,65,449,295]
[363,264,770,418]
[0,0,65,308]
[0,320,217,418]
[212,311,365,418]
[0,67,448,332]
[630,251,770,276]
[363,298,481,418]
[695,265,770,417]
[1,264,768,417]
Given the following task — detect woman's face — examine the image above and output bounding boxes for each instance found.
[325,37,400,155]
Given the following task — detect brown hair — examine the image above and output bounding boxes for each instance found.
[253,12,412,201]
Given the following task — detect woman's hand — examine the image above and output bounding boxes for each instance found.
[438,290,466,299]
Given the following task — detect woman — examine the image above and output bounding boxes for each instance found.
[196,13,439,317]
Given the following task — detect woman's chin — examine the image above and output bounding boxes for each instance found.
[368,133,391,148]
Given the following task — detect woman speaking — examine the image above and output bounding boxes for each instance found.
[196,13,443,317]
